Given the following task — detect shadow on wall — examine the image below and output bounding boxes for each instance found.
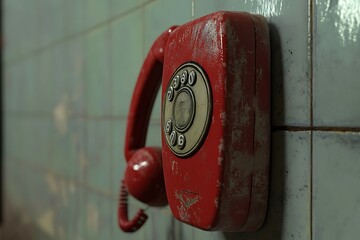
[223,23,286,240]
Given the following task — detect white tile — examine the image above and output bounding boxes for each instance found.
[194,0,311,126]
[313,0,360,126]
[313,131,360,240]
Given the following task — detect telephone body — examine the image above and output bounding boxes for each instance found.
[119,11,270,232]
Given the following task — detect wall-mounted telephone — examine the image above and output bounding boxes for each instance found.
[118,11,270,232]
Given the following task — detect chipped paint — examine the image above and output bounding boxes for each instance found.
[37,209,55,237]
[161,12,270,231]
[191,17,226,61]
[215,197,219,208]
[53,95,71,135]
[218,137,225,154]
[220,111,227,126]
[87,204,99,232]
[175,191,199,208]
[218,137,225,166]
[171,160,178,175]
[45,172,69,205]
[175,190,199,221]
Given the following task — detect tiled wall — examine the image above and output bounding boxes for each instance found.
[2,0,360,239]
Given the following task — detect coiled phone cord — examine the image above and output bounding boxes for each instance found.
[118,180,148,232]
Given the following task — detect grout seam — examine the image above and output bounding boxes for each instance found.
[273,126,360,133]
[4,0,154,67]
[309,0,315,238]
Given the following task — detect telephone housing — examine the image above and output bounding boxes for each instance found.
[119,11,270,232]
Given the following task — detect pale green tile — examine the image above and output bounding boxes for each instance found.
[3,116,18,159]
[192,229,224,240]
[37,0,66,47]
[22,57,40,112]
[51,44,68,108]
[73,188,87,240]
[97,195,113,239]
[65,0,86,36]
[9,61,27,112]
[85,119,113,193]
[4,159,28,209]
[49,120,74,175]
[4,117,21,160]
[143,0,192,52]
[313,132,360,240]
[14,118,36,162]
[112,120,127,196]
[4,0,40,59]
[149,88,162,121]
[26,171,55,220]
[3,65,19,112]
[47,119,82,178]
[83,191,102,240]
[110,10,143,116]
[67,181,82,238]
[82,192,113,240]
[178,223,195,240]
[146,123,161,147]
[26,117,51,165]
[141,207,175,240]
[84,27,112,116]
[142,0,192,124]
[109,0,142,18]
[68,119,87,179]
[313,0,360,126]
[65,37,86,115]
[85,0,110,29]
[38,49,56,113]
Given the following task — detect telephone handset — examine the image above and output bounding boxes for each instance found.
[119,12,270,232]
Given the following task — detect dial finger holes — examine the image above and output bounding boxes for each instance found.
[178,134,186,149]
[173,75,181,90]
[165,119,172,134]
[188,70,196,86]
[169,131,177,146]
[163,62,212,158]
[180,70,188,85]
[167,86,174,101]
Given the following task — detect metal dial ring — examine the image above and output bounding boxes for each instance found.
[163,62,212,158]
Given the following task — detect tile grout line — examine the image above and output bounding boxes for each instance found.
[6,108,360,131]
[107,1,115,236]
[273,126,360,133]
[4,0,155,67]
[309,0,315,239]
[192,0,195,19]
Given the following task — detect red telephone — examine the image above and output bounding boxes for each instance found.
[118,11,270,232]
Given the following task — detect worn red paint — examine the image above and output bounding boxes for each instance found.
[119,11,270,232]
[162,12,270,231]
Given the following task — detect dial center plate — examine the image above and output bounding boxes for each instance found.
[163,62,212,158]
[173,87,195,131]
